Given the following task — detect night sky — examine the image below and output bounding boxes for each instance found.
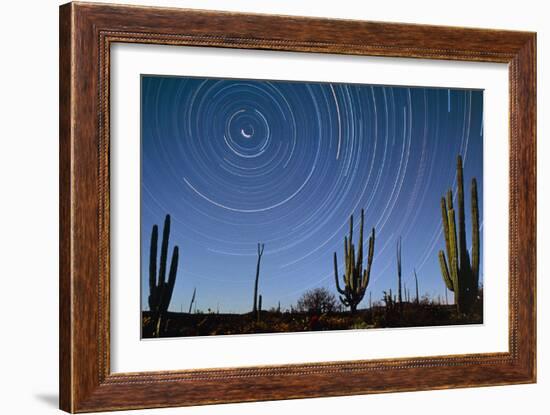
[141,75,483,314]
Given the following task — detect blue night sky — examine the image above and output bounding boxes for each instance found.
[140,75,483,314]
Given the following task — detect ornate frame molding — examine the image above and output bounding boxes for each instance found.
[60,2,536,412]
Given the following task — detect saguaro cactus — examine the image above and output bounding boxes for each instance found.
[252,243,265,314]
[396,237,403,313]
[148,214,179,337]
[438,155,480,314]
[382,288,398,322]
[333,209,375,314]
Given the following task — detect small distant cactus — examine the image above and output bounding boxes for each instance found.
[148,214,179,337]
[382,289,399,324]
[382,289,396,311]
[438,155,480,314]
[333,209,375,314]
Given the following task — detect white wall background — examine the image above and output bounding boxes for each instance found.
[0,0,546,413]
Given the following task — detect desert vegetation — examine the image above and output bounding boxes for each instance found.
[142,155,483,338]
[333,209,375,314]
[438,155,480,314]
[146,214,179,337]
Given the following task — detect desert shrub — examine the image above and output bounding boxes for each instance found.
[296,287,338,315]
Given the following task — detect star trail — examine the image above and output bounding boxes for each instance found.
[141,75,483,314]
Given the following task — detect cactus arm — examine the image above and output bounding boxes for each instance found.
[165,246,179,307]
[471,178,480,289]
[456,155,469,272]
[345,243,351,288]
[447,208,461,308]
[344,236,348,266]
[368,228,375,265]
[158,214,171,286]
[158,246,179,313]
[349,213,353,248]
[440,197,452,263]
[149,225,158,295]
[343,236,350,290]
[356,209,364,271]
[414,269,420,303]
[333,252,346,295]
[148,224,158,310]
[361,229,374,290]
[451,252,460,310]
[349,244,356,290]
[446,189,454,211]
[361,268,370,291]
[447,209,459,282]
[438,250,454,291]
[397,238,402,304]
[188,287,196,314]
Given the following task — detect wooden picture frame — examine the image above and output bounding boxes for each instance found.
[59,2,536,412]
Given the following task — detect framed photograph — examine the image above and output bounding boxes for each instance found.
[59,2,536,412]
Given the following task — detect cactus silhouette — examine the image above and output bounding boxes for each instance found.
[148,214,179,337]
[252,243,265,314]
[396,237,403,314]
[257,294,263,322]
[382,288,398,322]
[188,287,196,314]
[438,155,480,314]
[414,269,420,304]
[333,209,375,314]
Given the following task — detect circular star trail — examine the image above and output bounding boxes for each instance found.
[141,76,484,313]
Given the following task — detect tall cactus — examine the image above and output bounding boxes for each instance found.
[333,209,375,314]
[414,269,420,304]
[396,237,403,314]
[252,243,265,314]
[148,214,179,337]
[438,155,480,314]
[382,289,397,322]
